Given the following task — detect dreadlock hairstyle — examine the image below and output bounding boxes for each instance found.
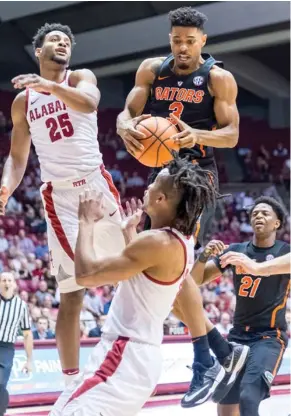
[32,23,76,50]
[168,7,208,31]
[165,154,217,235]
[249,196,286,230]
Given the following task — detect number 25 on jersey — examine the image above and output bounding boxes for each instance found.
[238,276,262,298]
[45,113,74,143]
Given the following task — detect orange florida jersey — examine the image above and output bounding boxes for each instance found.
[26,70,102,182]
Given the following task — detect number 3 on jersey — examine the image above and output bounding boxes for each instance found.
[167,102,184,125]
[46,113,74,143]
[239,276,261,298]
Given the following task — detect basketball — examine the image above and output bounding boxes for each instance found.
[135,116,180,167]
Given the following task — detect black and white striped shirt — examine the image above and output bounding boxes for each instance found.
[0,295,30,343]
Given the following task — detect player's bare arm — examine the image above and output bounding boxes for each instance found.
[171,68,239,149]
[0,92,31,215]
[12,69,99,113]
[220,251,291,276]
[75,190,185,287]
[116,57,165,154]
[190,240,226,285]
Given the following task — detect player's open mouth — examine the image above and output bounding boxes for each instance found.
[255,221,264,226]
[56,48,66,55]
[178,55,190,62]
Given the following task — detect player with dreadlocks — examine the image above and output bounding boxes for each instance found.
[0,22,126,387]
[51,155,227,416]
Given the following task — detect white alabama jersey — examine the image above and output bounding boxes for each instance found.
[102,227,195,346]
[26,70,102,182]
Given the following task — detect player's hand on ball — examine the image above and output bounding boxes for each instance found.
[220,252,258,274]
[0,186,9,216]
[121,198,143,231]
[170,115,198,148]
[118,114,151,155]
[12,74,54,93]
[78,190,104,223]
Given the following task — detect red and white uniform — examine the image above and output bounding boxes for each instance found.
[50,228,195,416]
[26,70,124,293]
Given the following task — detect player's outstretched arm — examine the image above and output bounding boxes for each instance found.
[190,240,227,285]
[12,69,99,113]
[0,92,31,215]
[220,251,291,276]
[171,69,239,149]
[116,57,164,155]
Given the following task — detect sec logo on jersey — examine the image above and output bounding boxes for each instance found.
[193,76,204,86]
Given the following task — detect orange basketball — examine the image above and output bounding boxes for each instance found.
[135,116,179,167]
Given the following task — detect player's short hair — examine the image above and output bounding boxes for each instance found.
[32,23,76,50]
[165,155,217,235]
[250,196,286,230]
[168,7,208,31]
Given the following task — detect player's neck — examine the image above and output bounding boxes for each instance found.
[172,55,204,76]
[39,64,67,83]
[150,214,175,230]
[252,234,276,248]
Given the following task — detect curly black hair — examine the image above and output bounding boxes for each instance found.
[32,23,76,50]
[165,155,217,235]
[249,196,286,230]
[168,7,207,30]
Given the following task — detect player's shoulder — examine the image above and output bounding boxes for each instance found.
[133,229,181,252]
[69,68,97,86]
[139,57,167,76]
[275,240,290,255]
[11,90,27,114]
[209,66,237,92]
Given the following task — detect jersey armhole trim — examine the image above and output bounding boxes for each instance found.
[25,88,29,115]
[143,229,187,286]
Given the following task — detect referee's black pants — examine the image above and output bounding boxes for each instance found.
[0,342,15,416]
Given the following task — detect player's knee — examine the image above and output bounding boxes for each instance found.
[60,290,84,313]
[217,404,240,416]
[239,383,260,416]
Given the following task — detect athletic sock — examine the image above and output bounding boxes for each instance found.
[192,334,213,368]
[207,327,232,365]
[62,368,80,386]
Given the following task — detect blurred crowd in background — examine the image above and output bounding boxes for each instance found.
[0,106,290,341]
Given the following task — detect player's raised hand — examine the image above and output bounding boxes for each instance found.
[78,190,104,223]
[199,240,228,262]
[117,114,151,155]
[121,198,143,231]
[0,186,9,216]
[220,252,259,274]
[12,74,54,93]
[170,115,198,148]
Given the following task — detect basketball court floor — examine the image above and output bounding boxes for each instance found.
[6,386,291,416]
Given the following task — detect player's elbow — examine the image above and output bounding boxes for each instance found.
[227,129,239,148]
[84,98,98,113]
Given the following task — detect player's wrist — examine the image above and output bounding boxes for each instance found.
[199,251,210,263]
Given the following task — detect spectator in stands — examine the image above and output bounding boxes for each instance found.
[30,306,42,329]
[41,307,57,332]
[35,238,49,259]
[256,156,271,182]
[5,196,23,215]
[281,159,290,193]
[35,281,53,306]
[26,252,36,273]
[32,316,55,340]
[0,229,8,253]
[273,142,288,157]
[215,312,232,336]
[24,206,36,228]
[257,144,270,161]
[204,301,220,323]
[229,216,240,236]
[84,288,103,317]
[32,259,45,279]
[18,230,35,256]
[31,208,47,234]
[242,149,253,182]
[19,290,29,303]
[126,171,146,188]
[239,211,253,234]
[88,315,103,338]
[101,285,114,315]
[80,304,96,333]
[109,164,124,184]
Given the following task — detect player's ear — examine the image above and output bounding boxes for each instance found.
[274,219,280,230]
[35,48,42,59]
[201,33,207,48]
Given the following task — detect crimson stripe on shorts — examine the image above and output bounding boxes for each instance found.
[100,164,121,206]
[64,336,129,407]
[144,229,187,286]
[42,182,74,261]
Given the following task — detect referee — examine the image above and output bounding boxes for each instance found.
[0,272,33,416]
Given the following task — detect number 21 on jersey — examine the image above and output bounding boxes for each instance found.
[238,276,262,298]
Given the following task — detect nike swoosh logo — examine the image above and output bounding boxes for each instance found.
[183,383,211,402]
[158,76,171,80]
[224,350,234,372]
[109,209,117,217]
[31,98,39,105]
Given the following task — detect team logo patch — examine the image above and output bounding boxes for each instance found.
[178,81,183,86]
[264,371,274,385]
[193,76,204,86]
[266,254,274,261]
